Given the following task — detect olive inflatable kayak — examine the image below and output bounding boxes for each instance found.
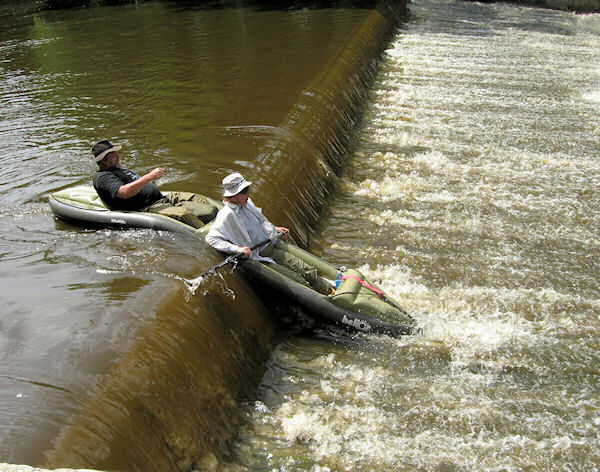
[49,185,220,235]
[49,185,416,337]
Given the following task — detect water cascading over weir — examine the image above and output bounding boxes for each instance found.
[26,1,408,471]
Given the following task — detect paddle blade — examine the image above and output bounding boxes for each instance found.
[181,273,209,296]
[181,255,242,296]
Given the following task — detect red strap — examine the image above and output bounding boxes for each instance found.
[342,275,384,298]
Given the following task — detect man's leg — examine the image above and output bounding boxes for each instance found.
[145,200,204,228]
[167,192,218,224]
[265,246,332,295]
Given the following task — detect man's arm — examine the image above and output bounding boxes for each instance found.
[205,207,251,255]
[116,167,164,199]
[205,232,242,255]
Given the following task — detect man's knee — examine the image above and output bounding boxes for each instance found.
[167,193,217,223]
[148,204,204,228]
[180,201,217,224]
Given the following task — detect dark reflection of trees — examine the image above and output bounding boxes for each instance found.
[44,0,383,11]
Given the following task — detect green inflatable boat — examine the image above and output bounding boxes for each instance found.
[49,186,416,337]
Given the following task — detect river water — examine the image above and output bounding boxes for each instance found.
[231,1,600,470]
[0,2,388,469]
[1,0,599,470]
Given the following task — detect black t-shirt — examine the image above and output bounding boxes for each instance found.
[93,167,163,211]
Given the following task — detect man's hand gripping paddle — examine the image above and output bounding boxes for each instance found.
[182,237,274,295]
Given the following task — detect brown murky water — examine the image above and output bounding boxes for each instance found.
[0,2,379,469]
[1,0,599,471]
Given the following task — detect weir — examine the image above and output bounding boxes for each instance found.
[43,274,279,471]
[22,2,410,471]
[253,0,407,245]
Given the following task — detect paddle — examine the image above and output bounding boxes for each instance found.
[197,237,273,279]
[181,237,274,296]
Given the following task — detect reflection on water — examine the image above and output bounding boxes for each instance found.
[233,0,600,470]
[0,2,371,205]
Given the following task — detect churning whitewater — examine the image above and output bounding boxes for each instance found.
[231,0,600,470]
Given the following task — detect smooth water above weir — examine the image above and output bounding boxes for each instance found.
[0,1,403,470]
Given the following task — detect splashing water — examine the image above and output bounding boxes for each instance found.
[231,1,600,470]
[180,259,241,298]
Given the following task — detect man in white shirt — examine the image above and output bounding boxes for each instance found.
[206,173,333,295]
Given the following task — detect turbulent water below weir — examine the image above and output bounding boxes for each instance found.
[231,1,600,470]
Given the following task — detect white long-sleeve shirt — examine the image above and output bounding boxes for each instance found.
[205,198,279,262]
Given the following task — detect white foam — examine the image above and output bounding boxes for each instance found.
[235,1,600,469]
[582,89,600,103]
[0,465,101,472]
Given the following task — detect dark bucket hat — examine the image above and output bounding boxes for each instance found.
[92,139,122,162]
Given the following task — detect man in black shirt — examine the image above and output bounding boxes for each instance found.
[91,139,215,228]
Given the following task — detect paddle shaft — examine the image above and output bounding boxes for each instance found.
[200,237,273,278]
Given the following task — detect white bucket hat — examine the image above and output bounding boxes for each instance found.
[222,172,252,197]
[92,139,122,162]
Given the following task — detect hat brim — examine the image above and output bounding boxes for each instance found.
[94,145,122,162]
[223,182,251,197]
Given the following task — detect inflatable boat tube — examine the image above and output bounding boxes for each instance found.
[48,185,218,236]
